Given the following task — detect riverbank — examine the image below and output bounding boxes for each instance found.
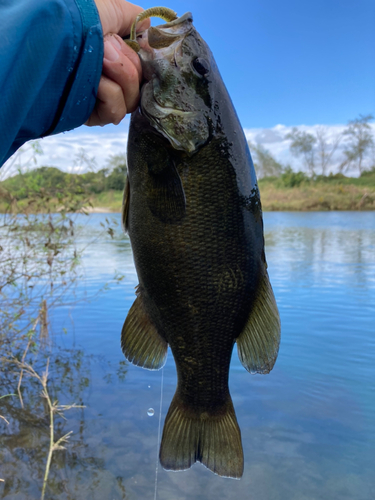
[67,179,375,212]
[1,169,375,213]
[258,180,375,211]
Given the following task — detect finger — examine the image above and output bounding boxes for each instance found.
[96,0,150,37]
[104,34,142,79]
[85,76,126,127]
[102,35,142,114]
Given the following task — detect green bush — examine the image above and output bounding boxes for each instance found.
[1,165,128,202]
[360,166,375,178]
[105,164,127,191]
[280,167,309,188]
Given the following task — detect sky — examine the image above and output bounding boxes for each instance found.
[2,0,375,177]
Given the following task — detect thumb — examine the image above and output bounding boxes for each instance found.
[95,0,150,37]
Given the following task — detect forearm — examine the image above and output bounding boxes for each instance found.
[0,0,103,166]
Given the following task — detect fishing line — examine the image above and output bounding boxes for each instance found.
[153,366,164,500]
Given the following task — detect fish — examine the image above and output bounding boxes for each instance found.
[121,11,281,479]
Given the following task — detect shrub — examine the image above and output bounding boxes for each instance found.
[280,167,309,188]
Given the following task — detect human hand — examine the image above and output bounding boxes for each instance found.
[85,0,150,127]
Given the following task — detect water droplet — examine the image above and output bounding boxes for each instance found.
[147,408,154,417]
[67,66,73,72]
[89,30,92,36]
[148,385,151,388]
[73,45,78,52]
[76,100,81,105]
[83,96,87,101]
[88,45,93,53]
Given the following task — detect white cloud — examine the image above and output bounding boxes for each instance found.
[2,121,374,180]
[0,120,130,180]
[37,130,129,173]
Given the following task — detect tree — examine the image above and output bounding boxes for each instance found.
[285,127,316,175]
[315,126,342,176]
[248,142,284,178]
[105,153,127,191]
[0,141,43,183]
[341,114,374,174]
[105,153,127,171]
[286,126,345,176]
[73,148,98,173]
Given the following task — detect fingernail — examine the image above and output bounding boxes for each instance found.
[109,35,122,51]
[104,38,121,62]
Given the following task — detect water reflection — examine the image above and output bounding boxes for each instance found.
[0,347,128,500]
[265,226,375,289]
[1,212,374,500]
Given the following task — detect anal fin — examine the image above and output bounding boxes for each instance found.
[236,271,281,374]
[121,287,168,370]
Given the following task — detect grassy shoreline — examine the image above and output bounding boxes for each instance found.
[86,183,375,212]
[1,168,375,213]
[258,180,375,211]
[57,179,375,213]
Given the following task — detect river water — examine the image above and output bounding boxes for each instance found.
[1,212,374,500]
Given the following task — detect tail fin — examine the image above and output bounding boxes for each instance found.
[159,393,243,479]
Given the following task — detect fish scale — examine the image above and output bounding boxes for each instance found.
[121,11,280,478]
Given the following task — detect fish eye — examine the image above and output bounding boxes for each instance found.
[192,57,210,76]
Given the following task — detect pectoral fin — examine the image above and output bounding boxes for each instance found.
[146,163,186,223]
[236,271,281,374]
[121,177,130,233]
[142,139,186,223]
[121,287,168,370]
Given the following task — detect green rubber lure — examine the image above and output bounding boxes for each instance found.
[124,6,178,52]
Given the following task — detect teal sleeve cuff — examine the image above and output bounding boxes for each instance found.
[0,0,104,165]
[51,0,103,135]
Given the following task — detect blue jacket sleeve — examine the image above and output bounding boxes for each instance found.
[0,0,103,166]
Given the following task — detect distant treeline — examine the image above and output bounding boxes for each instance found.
[1,163,375,202]
[1,163,375,213]
[259,167,375,189]
[0,163,127,200]
[2,113,374,203]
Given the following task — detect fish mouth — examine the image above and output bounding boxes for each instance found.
[142,82,196,118]
[147,13,193,50]
[136,12,210,154]
[136,12,193,66]
[137,12,196,118]
[144,12,193,47]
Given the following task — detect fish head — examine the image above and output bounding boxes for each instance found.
[136,13,217,154]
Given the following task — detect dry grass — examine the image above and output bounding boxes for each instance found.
[2,183,375,214]
[259,182,375,211]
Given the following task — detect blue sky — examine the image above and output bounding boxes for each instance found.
[74,0,374,136]
[3,0,374,177]
[144,0,375,129]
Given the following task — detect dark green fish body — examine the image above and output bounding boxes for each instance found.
[122,13,280,479]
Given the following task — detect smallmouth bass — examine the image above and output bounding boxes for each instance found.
[121,11,281,479]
